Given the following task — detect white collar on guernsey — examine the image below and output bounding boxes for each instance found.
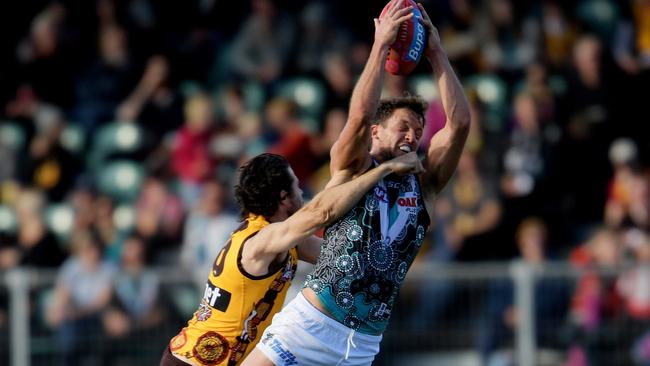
[372,159,418,247]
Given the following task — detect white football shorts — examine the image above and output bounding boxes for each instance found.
[255,292,382,366]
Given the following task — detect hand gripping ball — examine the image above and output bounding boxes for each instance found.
[380,0,427,76]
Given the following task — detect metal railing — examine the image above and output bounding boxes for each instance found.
[1,262,645,366]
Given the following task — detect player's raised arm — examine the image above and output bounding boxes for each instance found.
[244,152,423,268]
[330,0,414,176]
[417,3,471,195]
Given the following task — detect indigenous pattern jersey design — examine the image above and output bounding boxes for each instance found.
[170,214,298,365]
[305,172,430,335]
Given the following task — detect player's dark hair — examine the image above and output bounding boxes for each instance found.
[374,95,428,126]
[234,153,293,219]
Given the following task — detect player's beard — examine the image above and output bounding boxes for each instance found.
[286,195,303,216]
[373,149,395,164]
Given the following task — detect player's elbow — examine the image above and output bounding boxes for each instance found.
[454,110,471,131]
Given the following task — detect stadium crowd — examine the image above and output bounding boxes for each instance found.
[0,0,650,365]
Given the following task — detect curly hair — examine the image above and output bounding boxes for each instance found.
[374,95,428,126]
[234,153,293,219]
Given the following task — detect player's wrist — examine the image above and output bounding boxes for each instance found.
[425,46,446,62]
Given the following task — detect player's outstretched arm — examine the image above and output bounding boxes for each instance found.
[330,0,414,176]
[245,152,424,267]
[417,4,471,195]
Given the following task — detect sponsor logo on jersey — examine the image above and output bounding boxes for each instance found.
[203,281,232,312]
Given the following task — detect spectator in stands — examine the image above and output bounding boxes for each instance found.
[180,179,239,286]
[539,1,576,69]
[94,194,121,262]
[407,150,502,329]
[614,0,650,76]
[46,230,116,366]
[295,2,351,76]
[14,3,75,109]
[618,229,650,320]
[322,52,354,111]
[102,233,164,364]
[133,176,184,263]
[435,151,502,260]
[12,189,65,268]
[265,97,318,184]
[17,107,80,202]
[228,0,296,85]
[477,0,540,78]
[439,0,481,76]
[117,54,184,143]
[520,62,559,126]
[73,23,138,134]
[308,107,347,193]
[478,217,568,366]
[550,35,612,240]
[501,91,547,202]
[604,138,649,231]
[619,229,650,365]
[567,228,625,366]
[171,92,217,209]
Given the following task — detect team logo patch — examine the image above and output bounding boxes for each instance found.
[192,331,230,365]
[203,281,232,312]
[196,299,212,321]
[170,329,187,351]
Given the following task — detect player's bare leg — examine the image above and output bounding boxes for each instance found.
[240,348,275,366]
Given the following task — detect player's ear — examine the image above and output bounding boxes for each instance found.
[370,124,380,140]
[279,190,289,202]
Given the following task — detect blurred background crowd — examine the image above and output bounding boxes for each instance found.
[1,0,650,365]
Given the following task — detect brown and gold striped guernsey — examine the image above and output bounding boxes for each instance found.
[170,214,298,365]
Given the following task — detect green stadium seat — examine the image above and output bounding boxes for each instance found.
[408,75,439,101]
[169,286,201,319]
[44,203,75,241]
[0,204,17,233]
[96,160,144,203]
[242,81,266,113]
[0,121,27,152]
[112,204,135,233]
[213,81,266,116]
[465,74,508,132]
[59,123,86,154]
[275,78,326,131]
[89,122,144,172]
[577,0,619,41]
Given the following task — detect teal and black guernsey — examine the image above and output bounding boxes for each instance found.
[305,171,430,335]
